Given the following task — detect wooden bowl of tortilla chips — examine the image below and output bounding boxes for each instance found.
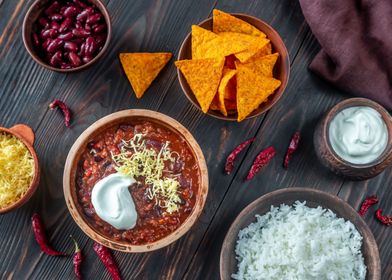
[176,10,290,122]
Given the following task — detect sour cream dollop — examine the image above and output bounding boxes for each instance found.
[328,106,388,164]
[91,173,137,230]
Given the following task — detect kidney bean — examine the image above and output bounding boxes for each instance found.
[95,34,106,46]
[84,37,96,56]
[72,28,91,37]
[72,38,84,44]
[58,31,74,40]
[64,41,79,52]
[59,18,73,33]
[82,56,93,64]
[73,0,88,9]
[42,38,53,50]
[50,21,60,30]
[85,23,92,32]
[50,14,63,22]
[50,51,63,67]
[45,1,60,16]
[38,17,49,28]
[93,24,106,34]
[69,52,82,67]
[32,33,40,47]
[78,42,86,56]
[76,7,94,22]
[86,14,102,25]
[63,6,79,18]
[75,21,83,29]
[41,29,58,39]
[61,63,72,69]
[47,38,64,53]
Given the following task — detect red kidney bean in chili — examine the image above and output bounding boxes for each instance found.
[31,0,107,69]
[49,99,72,127]
[225,138,255,175]
[31,213,66,256]
[375,209,392,226]
[93,243,121,280]
[246,146,276,181]
[358,195,379,216]
[283,132,300,169]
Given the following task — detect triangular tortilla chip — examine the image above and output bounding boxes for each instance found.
[240,53,279,77]
[175,58,225,113]
[218,69,237,116]
[213,9,266,37]
[119,52,172,98]
[236,62,281,122]
[192,26,250,59]
[235,38,270,63]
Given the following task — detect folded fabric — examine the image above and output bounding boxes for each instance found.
[299,0,392,109]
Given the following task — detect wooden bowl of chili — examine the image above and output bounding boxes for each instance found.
[63,109,208,252]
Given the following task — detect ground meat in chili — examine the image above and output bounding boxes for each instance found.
[76,121,200,245]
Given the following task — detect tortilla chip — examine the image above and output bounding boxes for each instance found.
[213,9,266,37]
[218,69,237,116]
[192,26,250,59]
[225,54,237,69]
[235,38,270,63]
[255,42,272,57]
[119,52,172,98]
[241,53,279,77]
[175,58,225,113]
[236,62,281,122]
[210,94,220,111]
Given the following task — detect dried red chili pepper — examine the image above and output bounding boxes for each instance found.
[31,213,66,256]
[49,99,71,127]
[245,146,276,181]
[93,242,121,280]
[225,138,255,175]
[375,209,392,226]
[283,132,300,169]
[70,236,82,279]
[358,195,379,216]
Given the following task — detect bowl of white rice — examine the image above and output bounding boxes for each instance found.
[220,188,380,280]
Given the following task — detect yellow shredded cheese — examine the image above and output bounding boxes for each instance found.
[112,134,182,214]
[0,132,34,208]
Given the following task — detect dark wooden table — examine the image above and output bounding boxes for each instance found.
[1,0,391,279]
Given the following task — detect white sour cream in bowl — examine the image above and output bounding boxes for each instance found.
[91,173,138,230]
[328,106,388,164]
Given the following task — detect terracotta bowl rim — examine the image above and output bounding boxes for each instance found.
[323,97,392,168]
[63,109,209,252]
[177,13,290,121]
[220,187,381,280]
[22,0,112,73]
[0,125,40,214]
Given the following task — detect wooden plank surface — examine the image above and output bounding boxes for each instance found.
[0,0,391,279]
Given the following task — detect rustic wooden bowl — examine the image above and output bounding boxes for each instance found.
[0,124,40,214]
[220,188,381,280]
[22,0,112,73]
[63,109,209,252]
[177,14,290,121]
[314,98,392,180]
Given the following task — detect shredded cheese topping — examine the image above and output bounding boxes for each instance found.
[0,132,34,208]
[112,134,182,214]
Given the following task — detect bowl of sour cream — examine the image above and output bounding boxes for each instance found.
[314,98,392,180]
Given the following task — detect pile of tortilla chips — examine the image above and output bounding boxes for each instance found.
[175,10,281,122]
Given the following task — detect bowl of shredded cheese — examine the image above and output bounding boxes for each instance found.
[0,124,40,214]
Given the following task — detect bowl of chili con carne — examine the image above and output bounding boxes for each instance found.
[63,109,208,252]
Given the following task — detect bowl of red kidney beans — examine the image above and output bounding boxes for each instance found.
[23,0,111,72]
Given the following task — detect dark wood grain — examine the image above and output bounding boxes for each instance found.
[0,0,391,279]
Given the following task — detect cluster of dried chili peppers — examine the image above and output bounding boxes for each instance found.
[358,195,392,226]
[32,213,121,279]
[49,99,72,127]
[224,131,301,181]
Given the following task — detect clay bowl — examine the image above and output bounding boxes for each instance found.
[0,124,40,214]
[177,14,290,121]
[63,109,209,252]
[220,188,380,280]
[314,98,392,180]
[22,0,112,73]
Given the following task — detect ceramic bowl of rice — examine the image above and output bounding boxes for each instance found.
[220,188,381,280]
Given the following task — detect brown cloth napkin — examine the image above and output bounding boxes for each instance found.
[299,0,392,109]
